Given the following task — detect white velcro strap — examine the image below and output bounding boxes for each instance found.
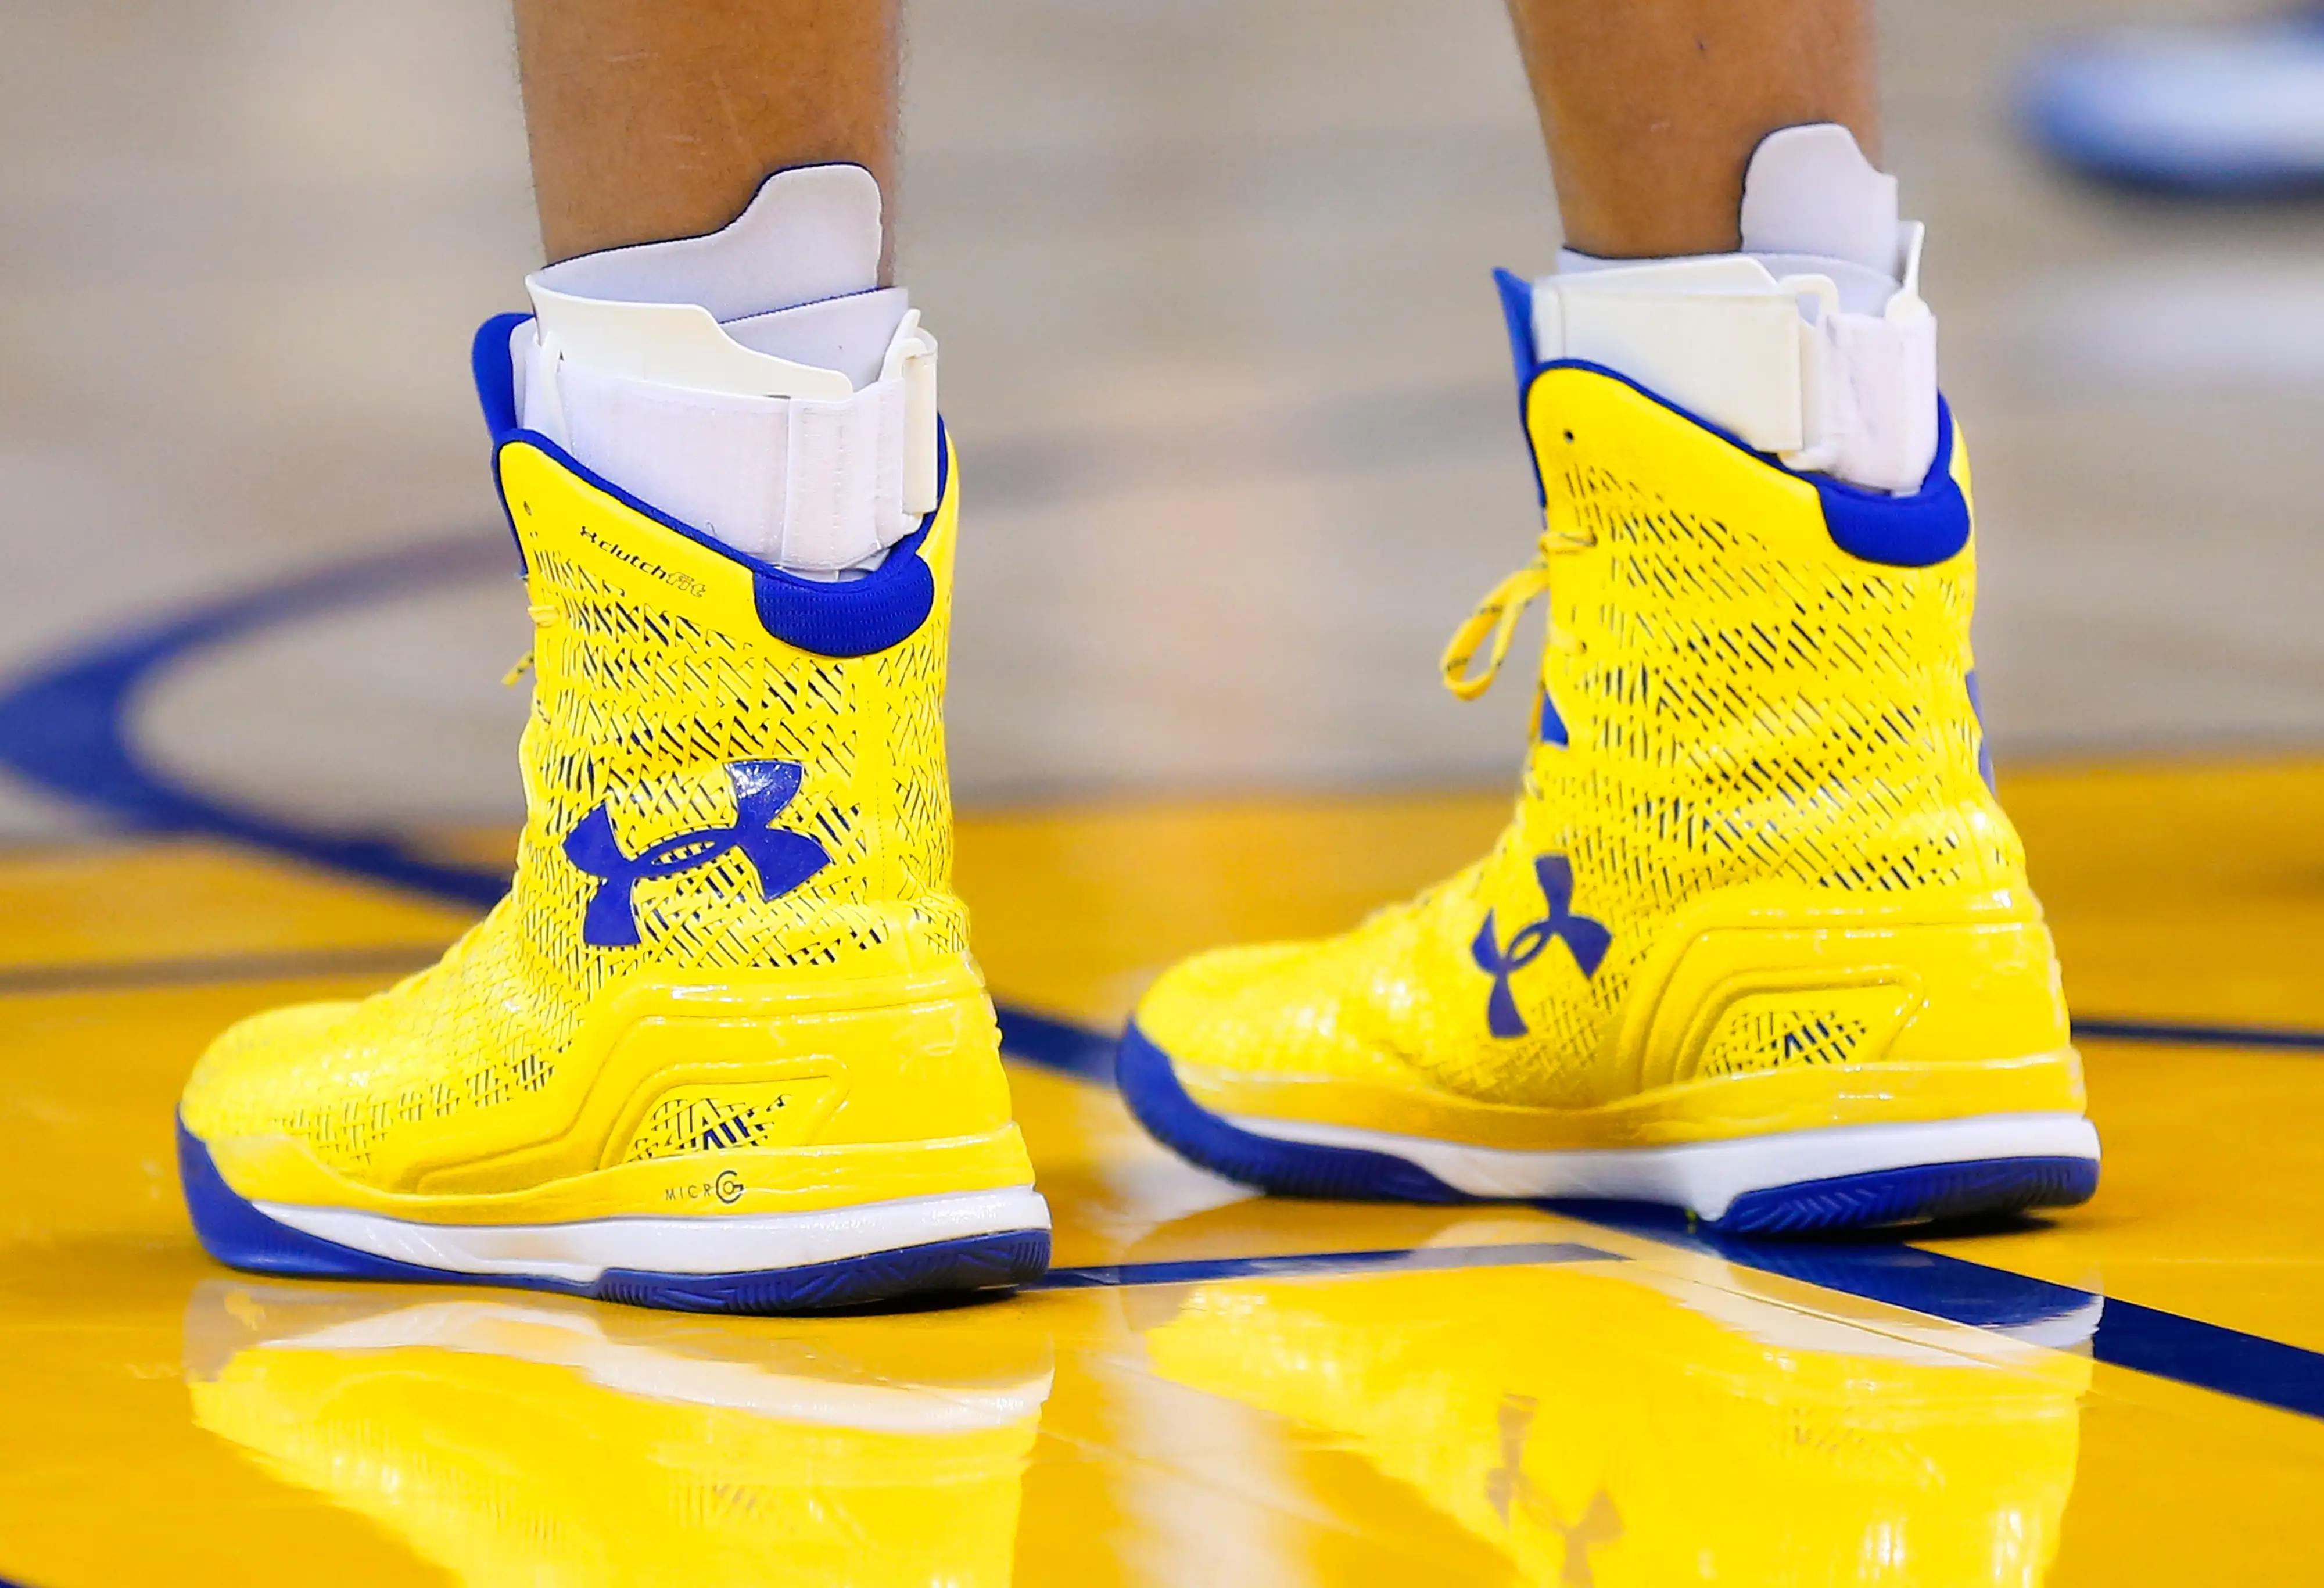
[1534,227,1937,493]
[1810,298,1936,492]
[1538,257,1817,450]
[782,377,902,570]
[521,309,938,573]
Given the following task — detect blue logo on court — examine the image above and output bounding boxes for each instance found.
[564,759,829,947]
[1469,854,1610,1038]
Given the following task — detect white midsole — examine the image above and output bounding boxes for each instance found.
[1219,1111,2100,1219]
[253,1185,1052,1285]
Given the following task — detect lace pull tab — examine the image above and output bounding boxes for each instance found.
[1440,560,1552,701]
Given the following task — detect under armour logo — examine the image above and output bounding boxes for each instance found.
[1469,854,1610,1038]
[563,759,830,948]
[1484,1395,1623,1587]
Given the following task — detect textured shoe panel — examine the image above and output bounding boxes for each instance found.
[184,438,980,1185]
[1136,367,2049,1116]
[1694,1005,1877,1078]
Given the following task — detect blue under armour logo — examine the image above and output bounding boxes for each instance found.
[1469,855,1611,1038]
[563,760,830,948]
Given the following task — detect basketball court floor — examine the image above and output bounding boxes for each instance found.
[5,2,2324,1583]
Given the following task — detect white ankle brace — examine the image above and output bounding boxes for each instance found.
[1533,125,1938,493]
[512,165,938,578]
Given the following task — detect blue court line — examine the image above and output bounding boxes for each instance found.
[2071,1016,2324,1053]
[994,1005,1121,1081]
[0,535,514,909]
[1032,1240,1616,1291]
[1568,1203,2324,1422]
[3,535,2324,1425]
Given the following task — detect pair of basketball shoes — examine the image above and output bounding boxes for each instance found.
[176,148,2099,1313]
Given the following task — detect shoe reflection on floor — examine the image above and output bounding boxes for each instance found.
[183,1282,1052,1588]
[1124,1213,2090,1588]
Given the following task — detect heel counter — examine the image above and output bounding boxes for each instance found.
[1618,886,2071,1092]
[407,958,1015,1195]
[593,959,1014,1166]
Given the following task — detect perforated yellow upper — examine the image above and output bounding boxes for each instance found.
[181,436,972,1180]
[1139,367,2039,1109]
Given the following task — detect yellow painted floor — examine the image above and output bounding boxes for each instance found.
[3,761,2323,1586]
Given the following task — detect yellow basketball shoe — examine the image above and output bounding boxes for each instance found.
[177,311,1048,1310]
[1121,277,2097,1234]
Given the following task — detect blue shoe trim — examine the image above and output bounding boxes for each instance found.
[1116,1027,2097,1235]
[1964,668,1999,793]
[1492,268,1552,509]
[177,1117,1049,1314]
[1492,267,1542,399]
[472,310,531,441]
[1537,685,1569,748]
[1710,1155,2101,1236]
[1522,358,1971,569]
[1801,398,1971,568]
[1485,275,1972,568]
[1114,1023,1468,1203]
[468,313,941,659]
[472,310,535,564]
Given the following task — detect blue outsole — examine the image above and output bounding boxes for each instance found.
[1715,1154,2099,1235]
[177,1119,1050,1314]
[1116,1021,2099,1235]
[1116,1022,1466,1203]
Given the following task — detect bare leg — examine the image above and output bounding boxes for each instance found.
[511,0,900,267]
[1504,0,1878,257]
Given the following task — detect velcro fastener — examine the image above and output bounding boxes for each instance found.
[523,317,938,573]
[1533,257,1937,494]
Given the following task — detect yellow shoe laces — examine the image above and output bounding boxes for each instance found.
[1438,526,1595,701]
[502,601,562,688]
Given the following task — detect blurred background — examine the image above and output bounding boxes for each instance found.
[3,0,2322,844]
